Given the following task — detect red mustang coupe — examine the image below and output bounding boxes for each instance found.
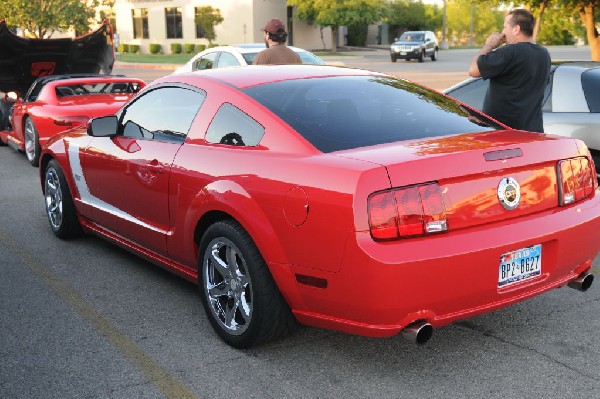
[1,75,145,166]
[39,65,599,348]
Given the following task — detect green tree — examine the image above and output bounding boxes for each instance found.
[288,0,385,53]
[386,0,427,39]
[194,6,224,46]
[0,0,111,38]
[446,0,504,46]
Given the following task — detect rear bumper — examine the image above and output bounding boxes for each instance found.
[270,191,600,337]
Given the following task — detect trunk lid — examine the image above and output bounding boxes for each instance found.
[336,130,585,230]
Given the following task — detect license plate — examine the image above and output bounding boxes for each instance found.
[400,52,406,55]
[498,244,542,287]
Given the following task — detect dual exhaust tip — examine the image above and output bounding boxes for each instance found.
[402,272,594,345]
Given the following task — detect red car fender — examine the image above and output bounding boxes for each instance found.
[168,178,289,269]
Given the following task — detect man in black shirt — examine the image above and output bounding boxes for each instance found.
[469,9,550,132]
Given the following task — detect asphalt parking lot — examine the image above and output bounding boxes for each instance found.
[1,46,599,399]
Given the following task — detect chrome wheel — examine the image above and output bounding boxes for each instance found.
[43,160,81,238]
[24,118,37,162]
[203,236,253,336]
[45,166,63,230]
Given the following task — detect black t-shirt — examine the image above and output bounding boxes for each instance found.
[477,42,550,132]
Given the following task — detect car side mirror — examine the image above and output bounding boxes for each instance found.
[3,91,18,102]
[88,115,118,137]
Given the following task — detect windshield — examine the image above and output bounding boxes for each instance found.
[244,76,502,153]
[400,33,424,41]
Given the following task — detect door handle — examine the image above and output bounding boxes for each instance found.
[145,160,165,174]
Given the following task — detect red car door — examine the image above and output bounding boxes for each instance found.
[80,85,206,256]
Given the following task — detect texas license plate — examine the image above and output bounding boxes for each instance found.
[400,52,406,55]
[498,244,542,287]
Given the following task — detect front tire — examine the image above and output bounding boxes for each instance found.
[198,220,296,348]
[44,159,82,238]
[391,55,397,63]
[418,50,425,63]
[24,117,41,166]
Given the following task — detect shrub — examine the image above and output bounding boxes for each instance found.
[129,44,140,54]
[196,44,206,52]
[208,43,219,48]
[347,24,368,47]
[118,43,129,53]
[184,43,196,54]
[171,43,182,54]
[149,43,162,54]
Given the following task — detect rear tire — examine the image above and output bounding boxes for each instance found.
[44,159,82,239]
[198,220,297,348]
[24,117,41,167]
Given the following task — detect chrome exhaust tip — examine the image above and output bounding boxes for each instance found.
[401,320,433,345]
[567,273,594,292]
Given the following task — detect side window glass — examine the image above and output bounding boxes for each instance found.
[121,86,205,143]
[205,103,265,147]
[217,52,240,68]
[193,53,217,71]
[542,74,553,112]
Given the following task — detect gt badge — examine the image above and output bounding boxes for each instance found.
[497,177,521,210]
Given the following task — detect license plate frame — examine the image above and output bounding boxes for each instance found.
[498,244,542,287]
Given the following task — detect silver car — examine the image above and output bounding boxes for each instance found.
[444,61,600,177]
[173,43,326,74]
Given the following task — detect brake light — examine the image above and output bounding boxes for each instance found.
[369,182,448,240]
[54,115,90,127]
[557,157,595,206]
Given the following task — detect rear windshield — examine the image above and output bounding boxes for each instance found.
[243,76,502,152]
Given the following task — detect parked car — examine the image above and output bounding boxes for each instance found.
[40,65,599,348]
[390,31,438,63]
[173,43,326,74]
[1,75,146,166]
[443,61,600,178]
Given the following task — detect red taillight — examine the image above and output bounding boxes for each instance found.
[54,115,90,127]
[369,182,448,240]
[557,157,595,206]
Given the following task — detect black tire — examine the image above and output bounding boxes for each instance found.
[431,48,438,61]
[43,159,82,239]
[405,58,411,62]
[391,55,397,63]
[24,117,41,166]
[198,220,297,348]
[418,50,425,63]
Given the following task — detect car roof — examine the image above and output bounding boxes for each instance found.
[200,43,313,55]
[158,65,385,90]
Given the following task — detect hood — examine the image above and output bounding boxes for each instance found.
[0,19,115,94]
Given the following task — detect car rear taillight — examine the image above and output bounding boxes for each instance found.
[369,182,448,240]
[54,115,91,127]
[557,157,595,206]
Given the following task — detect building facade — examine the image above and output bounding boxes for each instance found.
[107,0,339,53]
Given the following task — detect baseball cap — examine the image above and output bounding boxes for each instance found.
[262,19,286,34]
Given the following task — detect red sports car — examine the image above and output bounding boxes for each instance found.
[39,65,599,348]
[1,75,145,166]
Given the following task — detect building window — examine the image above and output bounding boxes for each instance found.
[165,7,182,39]
[194,7,205,39]
[132,8,149,39]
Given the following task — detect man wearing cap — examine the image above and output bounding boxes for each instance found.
[253,18,301,65]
